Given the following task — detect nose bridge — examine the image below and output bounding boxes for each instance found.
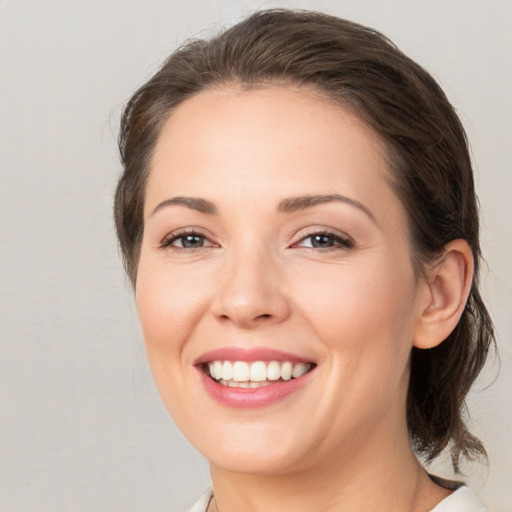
[213,240,289,327]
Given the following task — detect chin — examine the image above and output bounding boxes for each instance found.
[208,446,306,476]
[187,419,315,476]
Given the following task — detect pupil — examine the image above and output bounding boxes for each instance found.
[183,235,202,248]
[312,234,333,248]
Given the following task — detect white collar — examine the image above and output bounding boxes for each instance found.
[188,485,488,512]
[430,486,488,512]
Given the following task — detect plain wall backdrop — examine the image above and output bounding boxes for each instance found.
[1,1,511,510]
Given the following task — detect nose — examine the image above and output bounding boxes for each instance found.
[211,248,291,329]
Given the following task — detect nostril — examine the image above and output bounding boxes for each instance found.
[254,313,273,321]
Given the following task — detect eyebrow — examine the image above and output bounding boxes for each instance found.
[278,194,377,224]
[151,196,218,216]
[150,193,376,224]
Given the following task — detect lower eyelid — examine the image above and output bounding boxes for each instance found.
[293,231,353,248]
[158,229,352,250]
[159,230,219,250]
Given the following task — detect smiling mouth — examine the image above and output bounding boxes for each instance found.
[203,360,315,388]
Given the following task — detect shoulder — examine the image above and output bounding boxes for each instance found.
[185,485,488,512]
[186,487,213,512]
[430,486,488,512]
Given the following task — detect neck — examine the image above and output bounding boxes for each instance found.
[209,420,450,512]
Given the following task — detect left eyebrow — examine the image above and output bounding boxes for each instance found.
[150,196,218,217]
[278,194,377,225]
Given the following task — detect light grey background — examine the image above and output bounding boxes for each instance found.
[1,1,510,511]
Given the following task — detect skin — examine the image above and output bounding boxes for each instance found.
[136,86,472,511]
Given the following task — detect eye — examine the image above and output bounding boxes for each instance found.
[294,231,353,250]
[160,230,217,250]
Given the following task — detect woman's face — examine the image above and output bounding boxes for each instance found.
[136,86,428,475]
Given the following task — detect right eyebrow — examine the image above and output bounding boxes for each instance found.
[150,196,218,217]
[278,193,378,226]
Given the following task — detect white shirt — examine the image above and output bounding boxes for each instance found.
[187,486,488,512]
[430,486,488,511]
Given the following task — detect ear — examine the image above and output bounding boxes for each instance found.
[413,239,474,349]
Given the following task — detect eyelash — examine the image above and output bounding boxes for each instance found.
[159,229,354,252]
[159,229,216,252]
[292,230,354,251]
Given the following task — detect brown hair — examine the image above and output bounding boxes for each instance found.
[114,9,495,471]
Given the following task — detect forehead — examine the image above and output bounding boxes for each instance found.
[146,86,396,221]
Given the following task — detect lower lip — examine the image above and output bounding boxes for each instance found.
[197,368,314,408]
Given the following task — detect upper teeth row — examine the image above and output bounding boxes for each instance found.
[208,360,311,382]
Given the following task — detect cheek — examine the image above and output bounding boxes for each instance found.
[134,263,213,423]
[135,262,210,368]
[293,257,418,368]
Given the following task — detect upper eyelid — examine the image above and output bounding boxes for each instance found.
[291,226,353,243]
[295,234,352,246]
[161,227,213,241]
[158,226,353,247]
[160,228,218,249]
[286,236,351,254]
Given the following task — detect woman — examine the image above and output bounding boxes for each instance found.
[114,10,494,512]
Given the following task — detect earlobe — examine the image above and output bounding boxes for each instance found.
[413,240,474,349]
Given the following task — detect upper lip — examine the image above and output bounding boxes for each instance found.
[194,347,315,365]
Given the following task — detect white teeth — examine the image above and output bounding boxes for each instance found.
[222,361,233,381]
[267,361,281,381]
[281,361,293,381]
[207,360,312,385]
[214,361,223,380]
[220,379,273,388]
[250,361,267,382]
[292,362,309,378]
[232,361,250,382]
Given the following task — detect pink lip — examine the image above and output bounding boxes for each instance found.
[197,367,315,409]
[194,347,313,365]
[194,347,316,408]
